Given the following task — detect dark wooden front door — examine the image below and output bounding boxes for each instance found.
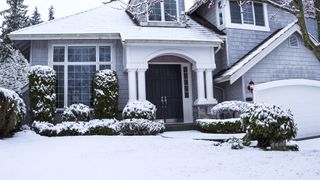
[146,64,183,121]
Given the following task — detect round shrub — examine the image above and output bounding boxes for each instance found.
[93,70,119,119]
[122,101,157,120]
[61,104,90,122]
[241,104,297,148]
[28,66,56,122]
[0,87,26,138]
[211,101,253,118]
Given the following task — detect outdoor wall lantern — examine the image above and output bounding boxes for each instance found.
[247,80,255,93]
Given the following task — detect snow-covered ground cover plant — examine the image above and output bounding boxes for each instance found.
[211,101,253,118]
[0,43,29,94]
[0,87,26,138]
[32,119,165,136]
[61,103,91,122]
[93,69,119,119]
[28,65,56,123]
[0,130,320,180]
[196,118,243,133]
[122,100,157,120]
[241,104,297,148]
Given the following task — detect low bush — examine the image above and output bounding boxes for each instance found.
[29,66,56,122]
[122,101,157,120]
[61,104,90,122]
[196,118,243,133]
[118,119,165,135]
[0,87,26,138]
[32,119,165,136]
[93,70,119,119]
[32,119,118,137]
[241,104,297,148]
[211,101,253,118]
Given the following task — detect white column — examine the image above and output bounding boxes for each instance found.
[137,68,147,101]
[205,69,214,101]
[196,69,205,104]
[128,69,137,102]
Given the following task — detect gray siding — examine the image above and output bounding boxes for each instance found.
[30,39,128,110]
[30,41,48,66]
[243,33,320,98]
[217,77,244,101]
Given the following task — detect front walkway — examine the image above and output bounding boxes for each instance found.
[161,130,245,141]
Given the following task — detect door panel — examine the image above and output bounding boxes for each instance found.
[146,64,183,120]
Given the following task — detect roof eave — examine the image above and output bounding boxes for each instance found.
[8,33,121,40]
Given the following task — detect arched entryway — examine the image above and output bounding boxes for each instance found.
[146,56,193,123]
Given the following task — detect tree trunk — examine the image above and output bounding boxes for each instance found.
[293,0,320,60]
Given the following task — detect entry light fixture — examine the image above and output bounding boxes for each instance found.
[247,80,255,93]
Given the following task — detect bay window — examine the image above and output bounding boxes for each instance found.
[52,45,112,109]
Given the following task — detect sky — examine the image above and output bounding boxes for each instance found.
[0,0,194,24]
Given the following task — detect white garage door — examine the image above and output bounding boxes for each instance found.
[254,79,320,138]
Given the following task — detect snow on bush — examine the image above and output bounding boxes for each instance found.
[32,119,165,136]
[118,119,165,135]
[0,87,26,138]
[211,101,253,118]
[196,118,243,133]
[32,119,118,136]
[241,104,297,148]
[122,100,157,120]
[93,70,119,119]
[28,65,56,122]
[61,104,91,122]
[0,43,29,94]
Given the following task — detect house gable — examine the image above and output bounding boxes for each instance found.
[214,21,302,84]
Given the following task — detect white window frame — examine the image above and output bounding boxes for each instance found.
[223,0,270,31]
[147,0,179,22]
[48,43,115,110]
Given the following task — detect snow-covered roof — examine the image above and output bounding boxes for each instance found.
[9,1,222,44]
[214,21,300,84]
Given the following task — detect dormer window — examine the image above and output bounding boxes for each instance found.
[230,1,265,26]
[217,0,269,31]
[148,0,178,22]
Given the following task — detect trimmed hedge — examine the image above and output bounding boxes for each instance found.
[29,66,56,122]
[0,87,26,138]
[196,118,243,133]
[61,104,90,122]
[93,70,119,119]
[32,119,165,137]
[241,104,297,148]
[122,101,157,120]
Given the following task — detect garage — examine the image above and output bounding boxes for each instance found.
[254,79,320,138]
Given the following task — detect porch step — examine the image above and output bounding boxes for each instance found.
[165,123,196,131]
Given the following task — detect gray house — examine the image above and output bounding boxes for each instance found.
[9,0,320,137]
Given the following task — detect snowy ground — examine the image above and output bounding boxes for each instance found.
[1,130,320,180]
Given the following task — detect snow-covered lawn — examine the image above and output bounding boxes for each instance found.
[1,130,320,180]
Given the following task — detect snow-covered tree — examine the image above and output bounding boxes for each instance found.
[0,0,30,42]
[48,5,55,21]
[0,40,29,94]
[30,7,43,25]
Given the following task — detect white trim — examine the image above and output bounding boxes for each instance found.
[49,43,115,109]
[224,0,270,32]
